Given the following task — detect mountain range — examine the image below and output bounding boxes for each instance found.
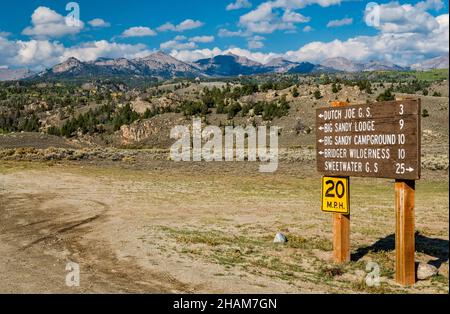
[0,68,35,81]
[36,52,203,80]
[411,55,449,71]
[1,52,448,81]
[321,57,408,72]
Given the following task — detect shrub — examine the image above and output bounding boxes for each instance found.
[143,108,156,119]
[21,114,41,132]
[216,100,226,114]
[227,102,242,119]
[47,126,61,136]
[332,83,339,94]
[314,90,322,100]
[262,97,290,121]
[376,88,395,102]
[357,80,371,93]
[181,100,209,117]
[113,104,140,131]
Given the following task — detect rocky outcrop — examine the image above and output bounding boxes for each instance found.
[120,115,185,146]
[121,120,158,145]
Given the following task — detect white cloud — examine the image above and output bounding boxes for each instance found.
[157,19,204,32]
[189,36,215,43]
[303,25,313,32]
[284,13,449,65]
[223,47,280,64]
[88,18,111,28]
[160,40,197,50]
[0,36,152,71]
[157,23,176,32]
[239,2,281,33]
[0,31,11,37]
[327,17,353,27]
[238,0,342,34]
[238,1,315,34]
[272,0,343,10]
[160,35,213,51]
[121,26,157,38]
[174,35,187,41]
[248,40,264,49]
[247,35,265,49]
[171,6,446,66]
[282,10,310,23]
[285,38,371,63]
[22,6,84,38]
[364,1,442,34]
[60,40,152,62]
[177,19,204,31]
[435,13,449,33]
[415,0,445,11]
[218,28,248,37]
[226,0,252,11]
[170,47,224,62]
[170,46,279,64]
[12,40,66,69]
[0,35,26,66]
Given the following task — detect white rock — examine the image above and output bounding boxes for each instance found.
[417,263,438,280]
[273,233,288,243]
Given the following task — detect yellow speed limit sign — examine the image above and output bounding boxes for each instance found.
[321,177,350,215]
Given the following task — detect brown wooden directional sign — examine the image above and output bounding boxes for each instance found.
[316,99,421,180]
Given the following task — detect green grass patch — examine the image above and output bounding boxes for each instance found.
[351,280,398,294]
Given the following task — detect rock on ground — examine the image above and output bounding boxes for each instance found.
[417,263,438,280]
[273,233,288,243]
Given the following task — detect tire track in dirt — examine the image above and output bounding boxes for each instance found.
[19,214,103,251]
[0,174,192,293]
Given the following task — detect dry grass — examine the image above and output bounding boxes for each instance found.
[0,159,448,293]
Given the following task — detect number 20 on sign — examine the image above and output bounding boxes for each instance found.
[321,177,350,215]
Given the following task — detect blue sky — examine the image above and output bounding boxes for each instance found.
[0,0,448,70]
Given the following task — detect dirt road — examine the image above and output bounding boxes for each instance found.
[0,161,448,293]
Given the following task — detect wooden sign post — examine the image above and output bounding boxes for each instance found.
[331,101,350,264]
[394,96,420,286]
[395,180,416,285]
[316,98,421,286]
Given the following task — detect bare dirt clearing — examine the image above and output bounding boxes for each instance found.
[0,160,448,293]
